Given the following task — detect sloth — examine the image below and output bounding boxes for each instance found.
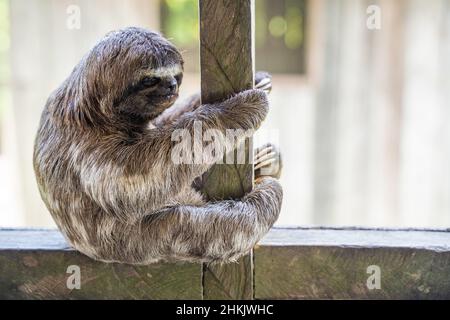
[33,27,283,264]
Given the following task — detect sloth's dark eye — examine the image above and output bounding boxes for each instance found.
[141,76,161,87]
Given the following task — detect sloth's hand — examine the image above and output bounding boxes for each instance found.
[255,71,272,94]
[254,143,283,180]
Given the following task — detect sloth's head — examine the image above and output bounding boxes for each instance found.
[65,27,184,126]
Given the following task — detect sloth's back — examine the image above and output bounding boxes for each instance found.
[33,105,109,259]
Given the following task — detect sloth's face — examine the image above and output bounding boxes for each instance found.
[116,63,183,123]
[80,28,185,125]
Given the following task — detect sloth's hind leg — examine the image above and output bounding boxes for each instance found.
[101,176,282,265]
[149,177,282,263]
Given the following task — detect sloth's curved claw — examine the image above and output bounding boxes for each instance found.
[255,71,272,94]
[254,143,282,180]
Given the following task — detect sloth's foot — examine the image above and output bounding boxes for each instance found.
[254,143,282,180]
[255,71,272,94]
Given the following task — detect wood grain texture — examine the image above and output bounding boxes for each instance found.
[3,228,449,299]
[198,0,255,299]
[0,230,202,300]
[0,251,202,300]
[203,254,253,300]
[199,0,255,200]
[255,228,450,300]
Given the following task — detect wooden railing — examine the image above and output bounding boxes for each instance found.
[1,227,449,299]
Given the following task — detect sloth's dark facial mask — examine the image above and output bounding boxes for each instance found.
[116,64,183,123]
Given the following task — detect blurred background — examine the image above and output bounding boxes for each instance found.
[0,0,449,228]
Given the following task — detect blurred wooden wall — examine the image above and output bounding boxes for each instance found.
[309,0,450,227]
[8,0,160,226]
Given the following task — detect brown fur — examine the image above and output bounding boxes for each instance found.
[33,27,282,264]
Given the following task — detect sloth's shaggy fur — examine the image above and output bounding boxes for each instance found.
[33,27,283,264]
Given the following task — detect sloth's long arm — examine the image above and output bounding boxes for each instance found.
[153,71,272,128]
[81,90,268,219]
[95,177,282,264]
[152,93,201,127]
[137,89,268,192]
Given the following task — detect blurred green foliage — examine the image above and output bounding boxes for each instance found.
[161,0,199,46]
[284,2,304,49]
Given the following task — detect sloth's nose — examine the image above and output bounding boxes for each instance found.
[162,77,178,94]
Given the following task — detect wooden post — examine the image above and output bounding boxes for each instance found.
[199,0,255,299]
[198,0,255,200]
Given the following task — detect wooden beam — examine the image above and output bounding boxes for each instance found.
[255,227,450,299]
[198,0,255,300]
[1,228,450,299]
